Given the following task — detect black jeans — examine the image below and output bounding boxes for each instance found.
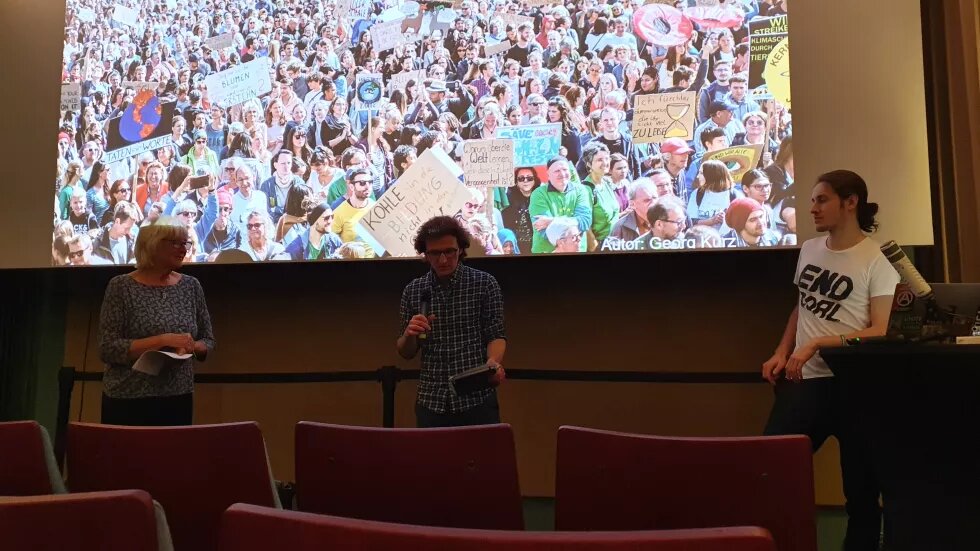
[101,393,193,426]
[415,393,501,428]
[764,378,882,551]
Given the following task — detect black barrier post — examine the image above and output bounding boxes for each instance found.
[54,367,76,469]
[379,366,400,428]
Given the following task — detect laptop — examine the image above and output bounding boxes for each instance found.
[887,283,980,341]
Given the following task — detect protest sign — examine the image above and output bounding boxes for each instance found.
[76,7,96,22]
[104,97,176,164]
[631,91,696,143]
[495,123,561,168]
[388,70,425,94]
[356,148,470,257]
[748,15,788,36]
[122,81,160,94]
[483,40,511,57]
[748,16,788,90]
[372,18,406,51]
[204,58,272,107]
[337,0,371,19]
[204,32,235,50]
[355,72,384,106]
[704,144,764,182]
[463,140,515,187]
[61,83,81,112]
[112,4,139,27]
[763,37,791,107]
[502,13,534,27]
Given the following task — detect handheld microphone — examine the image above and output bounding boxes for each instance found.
[418,289,431,340]
[880,240,934,300]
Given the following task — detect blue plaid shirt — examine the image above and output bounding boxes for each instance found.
[400,264,506,413]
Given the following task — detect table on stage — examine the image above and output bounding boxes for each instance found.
[823,344,980,551]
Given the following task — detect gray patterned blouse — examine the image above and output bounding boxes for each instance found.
[99,274,215,399]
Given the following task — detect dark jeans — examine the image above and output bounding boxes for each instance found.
[764,378,882,551]
[415,393,500,428]
[101,393,193,426]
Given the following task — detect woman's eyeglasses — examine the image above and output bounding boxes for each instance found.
[516,175,535,183]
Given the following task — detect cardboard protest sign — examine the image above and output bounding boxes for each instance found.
[103,95,176,164]
[463,140,515,187]
[388,70,425,93]
[61,83,81,112]
[122,81,160,94]
[483,40,511,57]
[356,148,470,257]
[495,123,561,168]
[501,13,534,28]
[204,32,235,50]
[631,91,697,143]
[372,18,406,52]
[76,7,96,22]
[204,58,272,107]
[703,144,764,182]
[112,4,139,27]
[337,0,371,19]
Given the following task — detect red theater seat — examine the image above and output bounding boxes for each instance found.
[219,504,777,551]
[66,422,280,551]
[0,489,169,551]
[555,427,816,551]
[0,420,65,496]
[295,422,524,529]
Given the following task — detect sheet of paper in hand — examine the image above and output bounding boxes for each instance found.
[132,350,193,376]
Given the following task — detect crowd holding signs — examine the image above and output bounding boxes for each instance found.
[53,0,793,266]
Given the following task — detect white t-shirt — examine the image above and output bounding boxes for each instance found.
[795,236,900,378]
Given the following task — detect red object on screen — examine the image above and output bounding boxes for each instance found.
[632,4,694,47]
[684,6,745,30]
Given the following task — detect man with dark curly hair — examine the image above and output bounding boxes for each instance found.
[396,215,507,427]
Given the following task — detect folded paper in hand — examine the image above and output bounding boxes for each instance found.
[449,363,497,397]
[132,350,193,376]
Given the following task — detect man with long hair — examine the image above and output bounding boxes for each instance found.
[762,170,899,551]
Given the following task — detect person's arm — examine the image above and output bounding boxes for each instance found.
[191,278,216,361]
[762,305,798,384]
[396,287,431,359]
[572,185,594,233]
[482,277,507,385]
[784,295,894,382]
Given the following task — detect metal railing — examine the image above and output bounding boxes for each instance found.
[55,366,762,465]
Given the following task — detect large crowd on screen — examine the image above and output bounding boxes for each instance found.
[53,0,794,265]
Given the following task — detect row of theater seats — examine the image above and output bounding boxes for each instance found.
[1,490,778,551]
[0,420,817,551]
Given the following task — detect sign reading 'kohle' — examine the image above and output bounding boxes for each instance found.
[356,148,471,257]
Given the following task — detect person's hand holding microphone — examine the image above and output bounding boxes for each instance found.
[404,290,435,341]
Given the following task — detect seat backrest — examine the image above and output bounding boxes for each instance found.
[555,426,816,551]
[0,490,161,551]
[66,422,279,551]
[0,420,65,496]
[295,422,524,529]
[220,504,777,551]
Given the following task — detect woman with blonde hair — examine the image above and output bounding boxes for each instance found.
[97,216,215,425]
